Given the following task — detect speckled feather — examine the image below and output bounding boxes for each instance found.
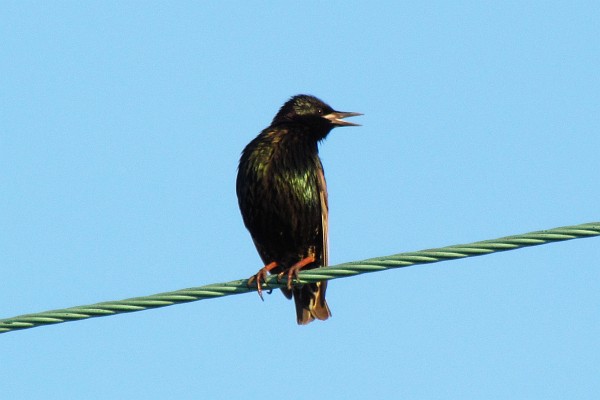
[236,95,360,324]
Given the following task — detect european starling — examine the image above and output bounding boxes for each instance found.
[236,94,361,324]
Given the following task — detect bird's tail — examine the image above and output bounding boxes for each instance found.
[293,281,331,325]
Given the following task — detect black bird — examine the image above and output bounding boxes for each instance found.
[236,94,361,324]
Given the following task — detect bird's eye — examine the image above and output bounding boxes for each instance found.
[317,108,323,114]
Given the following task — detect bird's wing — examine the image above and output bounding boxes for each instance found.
[316,159,328,266]
[293,157,331,324]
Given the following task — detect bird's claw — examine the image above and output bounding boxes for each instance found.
[247,271,268,301]
[287,268,300,290]
[279,256,316,290]
[247,261,279,301]
[276,268,301,290]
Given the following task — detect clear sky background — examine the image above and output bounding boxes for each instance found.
[1,2,599,399]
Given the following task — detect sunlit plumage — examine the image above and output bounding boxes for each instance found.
[236,94,361,324]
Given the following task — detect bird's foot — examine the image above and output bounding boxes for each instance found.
[247,261,278,301]
[277,256,316,290]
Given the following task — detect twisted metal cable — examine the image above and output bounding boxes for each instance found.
[1,222,598,334]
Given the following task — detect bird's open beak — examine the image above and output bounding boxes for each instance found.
[323,111,363,126]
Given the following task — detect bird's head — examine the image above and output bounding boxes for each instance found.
[271,94,362,140]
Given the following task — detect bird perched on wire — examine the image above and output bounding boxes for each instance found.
[236,94,361,324]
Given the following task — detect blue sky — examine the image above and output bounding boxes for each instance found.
[1,2,599,399]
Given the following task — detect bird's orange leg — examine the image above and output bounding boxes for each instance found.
[277,256,316,290]
[248,261,279,301]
